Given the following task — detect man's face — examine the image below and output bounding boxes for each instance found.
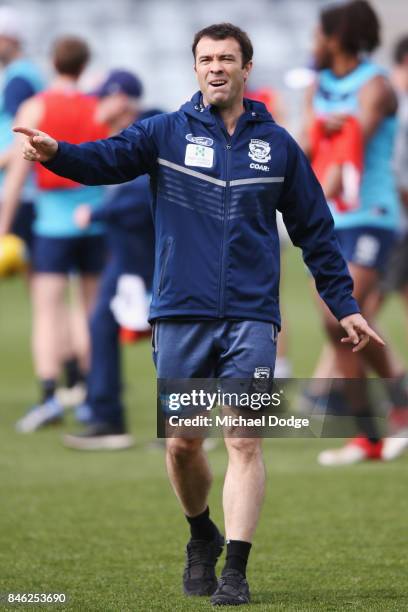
[0,35,16,64]
[96,93,139,131]
[312,25,334,70]
[194,36,252,108]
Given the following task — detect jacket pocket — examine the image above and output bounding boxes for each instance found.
[151,322,159,352]
[158,236,173,296]
[271,323,279,344]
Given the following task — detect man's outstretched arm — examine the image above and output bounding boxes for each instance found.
[13,121,158,185]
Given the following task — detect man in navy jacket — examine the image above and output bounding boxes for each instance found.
[15,23,383,607]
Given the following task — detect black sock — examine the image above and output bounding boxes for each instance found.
[223,540,252,577]
[186,506,217,541]
[64,358,84,388]
[355,405,380,443]
[41,379,56,403]
[385,375,408,408]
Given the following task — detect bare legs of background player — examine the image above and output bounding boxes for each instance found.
[16,273,99,432]
[315,263,408,464]
[56,278,93,407]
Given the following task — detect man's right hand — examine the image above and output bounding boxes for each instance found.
[13,127,58,163]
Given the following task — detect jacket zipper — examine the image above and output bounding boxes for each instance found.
[158,236,173,295]
[215,111,253,316]
[217,138,232,317]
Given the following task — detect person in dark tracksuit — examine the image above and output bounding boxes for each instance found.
[15,23,385,608]
[63,175,154,450]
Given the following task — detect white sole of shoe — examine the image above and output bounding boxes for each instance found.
[16,406,63,433]
[382,429,408,461]
[317,445,367,466]
[63,433,135,451]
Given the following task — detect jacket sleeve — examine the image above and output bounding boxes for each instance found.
[89,200,116,223]
[277,133,360,321]
[42,122,157,186]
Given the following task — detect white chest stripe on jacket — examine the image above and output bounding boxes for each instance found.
[230,177,284,186]
[157,158,284,188]
[157,158,226,186]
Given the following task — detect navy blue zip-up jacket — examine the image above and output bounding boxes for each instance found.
[44,92,359,328]
[90,176,154,289]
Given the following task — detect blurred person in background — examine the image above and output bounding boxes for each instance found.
[0,10,90,410]
[0,5,44,253]
[0,35,109,432]
[302,0,408,465]
[374,35,408,458]
[387,36,408,315]
[63,72,157,451]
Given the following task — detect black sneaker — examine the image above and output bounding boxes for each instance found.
[63,422,134,451]
[183,529,224,596]
[211,569,250,606]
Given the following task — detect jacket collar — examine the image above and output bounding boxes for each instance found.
[180,91,274,125]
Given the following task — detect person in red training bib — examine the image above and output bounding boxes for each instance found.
[0,36,109,433]
[35,88,108,190]
[310,115,363,213]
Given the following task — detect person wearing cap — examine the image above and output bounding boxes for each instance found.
[0,35,109,433]
[0,5,44,252]
[63,73,158,450]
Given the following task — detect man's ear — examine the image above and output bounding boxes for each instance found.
[193,63,197,74]
[243,60,253,83]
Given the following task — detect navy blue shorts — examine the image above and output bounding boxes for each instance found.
[335,226,396,271]
[152,319,278,379]
[12,202,35,255]
[32,234,106,274]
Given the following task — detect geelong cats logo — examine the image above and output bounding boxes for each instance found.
[248,139,271,163]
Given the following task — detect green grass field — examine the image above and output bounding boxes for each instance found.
[0,247,407,611]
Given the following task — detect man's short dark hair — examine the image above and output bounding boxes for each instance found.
[394,36,408,65]
[192,23,253,67]
[52,36,90,77]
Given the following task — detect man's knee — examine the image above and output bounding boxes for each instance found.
[166,437,204,463]
[225,436,263,462]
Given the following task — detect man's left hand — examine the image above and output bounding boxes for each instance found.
[74,204,92,229]
[339,313,385,352]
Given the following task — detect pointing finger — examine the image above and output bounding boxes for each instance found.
[13,126,39,138]
[365,327,385,347]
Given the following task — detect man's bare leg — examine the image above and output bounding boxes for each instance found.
[206,435,265,605]
[223,436,265,542]
[166,437,223,597]
[166,437,212,516]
